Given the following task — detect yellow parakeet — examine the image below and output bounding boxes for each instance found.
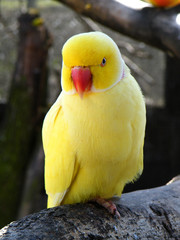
[42,32,146,217]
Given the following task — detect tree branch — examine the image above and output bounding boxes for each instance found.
[55,0,180,58]
[0,180,179,239]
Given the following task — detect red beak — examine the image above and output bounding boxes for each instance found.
[71,66,92,98]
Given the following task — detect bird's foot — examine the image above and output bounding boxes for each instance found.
[92,197,120,218]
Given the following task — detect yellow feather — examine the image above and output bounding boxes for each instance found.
[42,32,146,207]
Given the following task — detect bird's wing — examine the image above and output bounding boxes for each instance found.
[42,94,78,208]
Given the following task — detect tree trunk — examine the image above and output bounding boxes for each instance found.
[0,180,179,239]
[17,143,47,220]
[0,11,52,228]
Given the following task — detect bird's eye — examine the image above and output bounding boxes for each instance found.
[100,58,106,67]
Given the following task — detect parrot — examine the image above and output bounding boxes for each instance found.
[144,0,180,7]
[42,32,146,217]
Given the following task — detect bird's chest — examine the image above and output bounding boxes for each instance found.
[62,93,133,164]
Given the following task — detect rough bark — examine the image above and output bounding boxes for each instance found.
[0,11,52,227]
[56,0,180,58]
[0,180,179,239]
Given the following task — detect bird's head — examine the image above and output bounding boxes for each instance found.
[61,32,125,98]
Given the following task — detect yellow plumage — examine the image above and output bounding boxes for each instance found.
[42,32,146,209]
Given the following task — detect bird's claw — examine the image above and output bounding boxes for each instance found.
[92,197,120,218]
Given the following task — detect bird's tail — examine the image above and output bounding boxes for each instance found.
[47,191,67,208]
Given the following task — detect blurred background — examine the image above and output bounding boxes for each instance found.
[0,0,179,228]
